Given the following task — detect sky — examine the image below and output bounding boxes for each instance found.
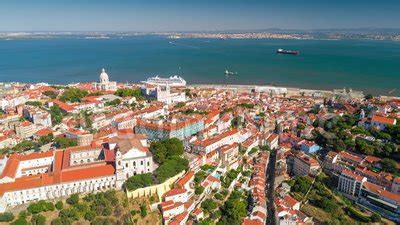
[0,0,399,31]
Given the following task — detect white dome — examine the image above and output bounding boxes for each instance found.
[99,68,109,83]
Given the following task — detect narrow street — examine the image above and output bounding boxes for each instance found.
[266,149,277,225]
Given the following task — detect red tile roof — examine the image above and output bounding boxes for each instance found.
[192,129,238,147]
[176,171,194,188]
[363,181,400,204]
[164,188,187,198]
[371,115,396,125]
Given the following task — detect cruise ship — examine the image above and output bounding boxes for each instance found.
[141,75,187,87]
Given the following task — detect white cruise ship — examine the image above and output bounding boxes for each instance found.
[141,75,186,87]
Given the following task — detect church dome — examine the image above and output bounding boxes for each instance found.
[99,68,109,84]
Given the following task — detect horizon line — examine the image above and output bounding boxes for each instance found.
[1,27,400,33]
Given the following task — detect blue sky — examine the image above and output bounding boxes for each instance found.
[0,0,399,31]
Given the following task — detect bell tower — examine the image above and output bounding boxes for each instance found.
[115,148,125,189]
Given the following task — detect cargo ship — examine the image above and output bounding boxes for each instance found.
[277,49,299,55]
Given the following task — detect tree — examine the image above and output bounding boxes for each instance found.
[333,139,346,151]
[124,173,153,191]
[175,102,186,108]
[55,137,77,148]
[105,99,121,106]
[26,101,42,107]
[149,141,168,164]
[49,105,64,124]
[87,91,103,96]
[114,88,143,99]
[59,88,88,103]
[27,200,54,214]
[66,193,79,205]
[59,207,80,222]
[195,186,205,195]
[82,110,93,129]
[238,103,254,108]
[219,190,248,225]
[31,214,46,225]
[364,94,373,100]
[194,171,206,185]
[140,205,147,218]
[84,211,96,221]
[297,123,306,130]
[319,197,338,213]
[0,212,14,222]
[380,158,399,175]
[55,201,63,210]
[149,138,184,164]
[38,133,54,145]
[370,213,381,222]
[201,199,218,213]
[155,156,188,182]
[43,91,58,99]
[51,218,62,225]
[292,176,313,194]
[10,218,28,225]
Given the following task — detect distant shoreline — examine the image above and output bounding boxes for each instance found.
[1,31,400,42]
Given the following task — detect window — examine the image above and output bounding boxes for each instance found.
[133,161,136,166]
[141,161,143,165]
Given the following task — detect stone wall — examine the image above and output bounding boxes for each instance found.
[125,171,185,202]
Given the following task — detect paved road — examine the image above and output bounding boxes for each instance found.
[266,150,277,225]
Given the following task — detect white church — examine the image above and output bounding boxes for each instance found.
[92,68,117,91]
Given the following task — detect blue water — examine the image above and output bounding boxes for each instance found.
[0,36,399,95]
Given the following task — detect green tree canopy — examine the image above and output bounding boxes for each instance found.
[149,138,184,164]
[43,91,58,99]
[54,137,77,149]
[49,105,64,124]
[124,173,154,191]
[114,88,143,99]
[59,88,88,103]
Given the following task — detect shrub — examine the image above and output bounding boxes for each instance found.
[66,193,79,205]
[84,211,96,221]
[347,207,371,223]
[130,210,138,216]
[140,205,147,218]
[370,213,381,222]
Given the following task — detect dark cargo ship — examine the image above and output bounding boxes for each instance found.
[277,48,299,55]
